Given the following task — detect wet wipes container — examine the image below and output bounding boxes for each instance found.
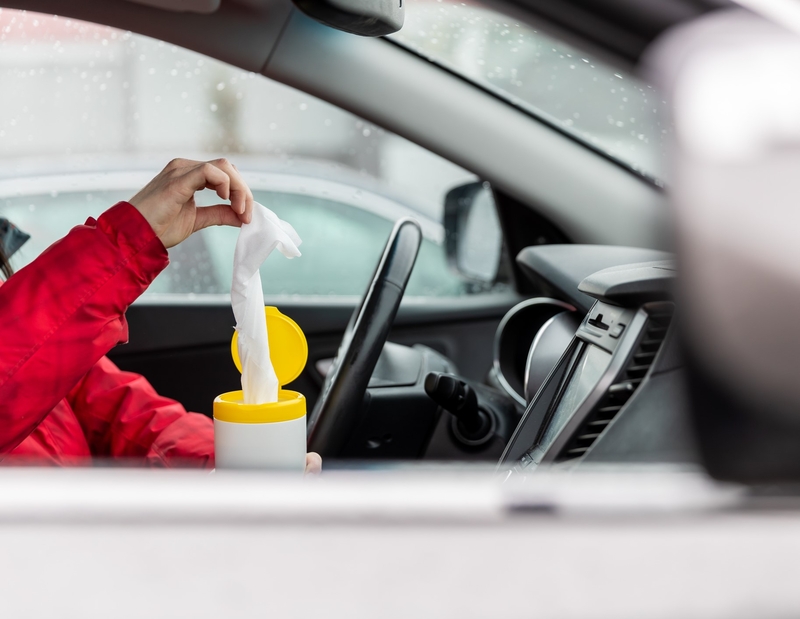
[213,306,308,471]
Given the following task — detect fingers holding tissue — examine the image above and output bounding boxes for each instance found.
[130,158,255,249]
[133,160,302,401]
[134,160,310,471]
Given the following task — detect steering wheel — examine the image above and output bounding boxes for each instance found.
[307,218,422,457]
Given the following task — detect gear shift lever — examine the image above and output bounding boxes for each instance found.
[424,372,493,444]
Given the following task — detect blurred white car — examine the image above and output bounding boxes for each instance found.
[0,160,473,298]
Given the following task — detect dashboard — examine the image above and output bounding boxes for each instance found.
[329,243,696,467]
[491,245,696,473]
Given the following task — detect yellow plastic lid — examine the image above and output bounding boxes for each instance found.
[214,389,306,423]
[230,306,308,388]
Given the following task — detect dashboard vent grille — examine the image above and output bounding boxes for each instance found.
[556,309,673,461]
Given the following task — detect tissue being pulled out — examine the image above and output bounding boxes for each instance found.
[231,202,301,404]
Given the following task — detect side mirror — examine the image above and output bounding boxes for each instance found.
[292,0,404,37]
[444,182,504,288]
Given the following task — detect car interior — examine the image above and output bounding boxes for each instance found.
[9,1,800,616]
[4,0,781,480]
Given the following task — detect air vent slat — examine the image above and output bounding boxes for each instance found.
[566,447,589,456]
[626,364,651,378]
[555,307,674,463]
[608,381,638,395]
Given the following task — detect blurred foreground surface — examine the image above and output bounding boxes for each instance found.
[1,465,799,619]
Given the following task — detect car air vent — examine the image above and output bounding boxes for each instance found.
[556,308,674,461]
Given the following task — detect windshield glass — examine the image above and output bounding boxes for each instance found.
[391,0,668,181]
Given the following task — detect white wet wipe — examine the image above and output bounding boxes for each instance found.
[231,202,301,404]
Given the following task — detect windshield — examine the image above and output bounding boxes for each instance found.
[390,0,668,181]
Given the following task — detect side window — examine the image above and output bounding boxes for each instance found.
[0,9,502,298]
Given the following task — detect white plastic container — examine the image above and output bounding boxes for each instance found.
[214,391,306,471]
[213,307,308,471]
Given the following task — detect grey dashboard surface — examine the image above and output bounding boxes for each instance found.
[517,244,673,312]
[578,260,676,306]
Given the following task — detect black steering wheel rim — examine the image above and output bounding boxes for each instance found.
[307,218,422,458]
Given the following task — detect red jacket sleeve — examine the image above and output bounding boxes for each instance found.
[0,202,168,455]
[68,356,214,468]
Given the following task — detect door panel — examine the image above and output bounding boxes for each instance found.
[108,293,521,416]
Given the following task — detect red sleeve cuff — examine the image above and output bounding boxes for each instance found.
[94,202,169,286]
[96,201,167,257]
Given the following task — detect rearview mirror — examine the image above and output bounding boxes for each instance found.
[292,0,404,37]
[444,182,503,288]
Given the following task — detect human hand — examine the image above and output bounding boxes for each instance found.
[305,452,322,476]
[129,158,254,249]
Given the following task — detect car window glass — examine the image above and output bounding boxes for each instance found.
[0,8,503,298]
[0,184,466,297]
[390,0,668,181]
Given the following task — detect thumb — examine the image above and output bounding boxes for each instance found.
[304,452,322,476]
[193,204,244,233]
